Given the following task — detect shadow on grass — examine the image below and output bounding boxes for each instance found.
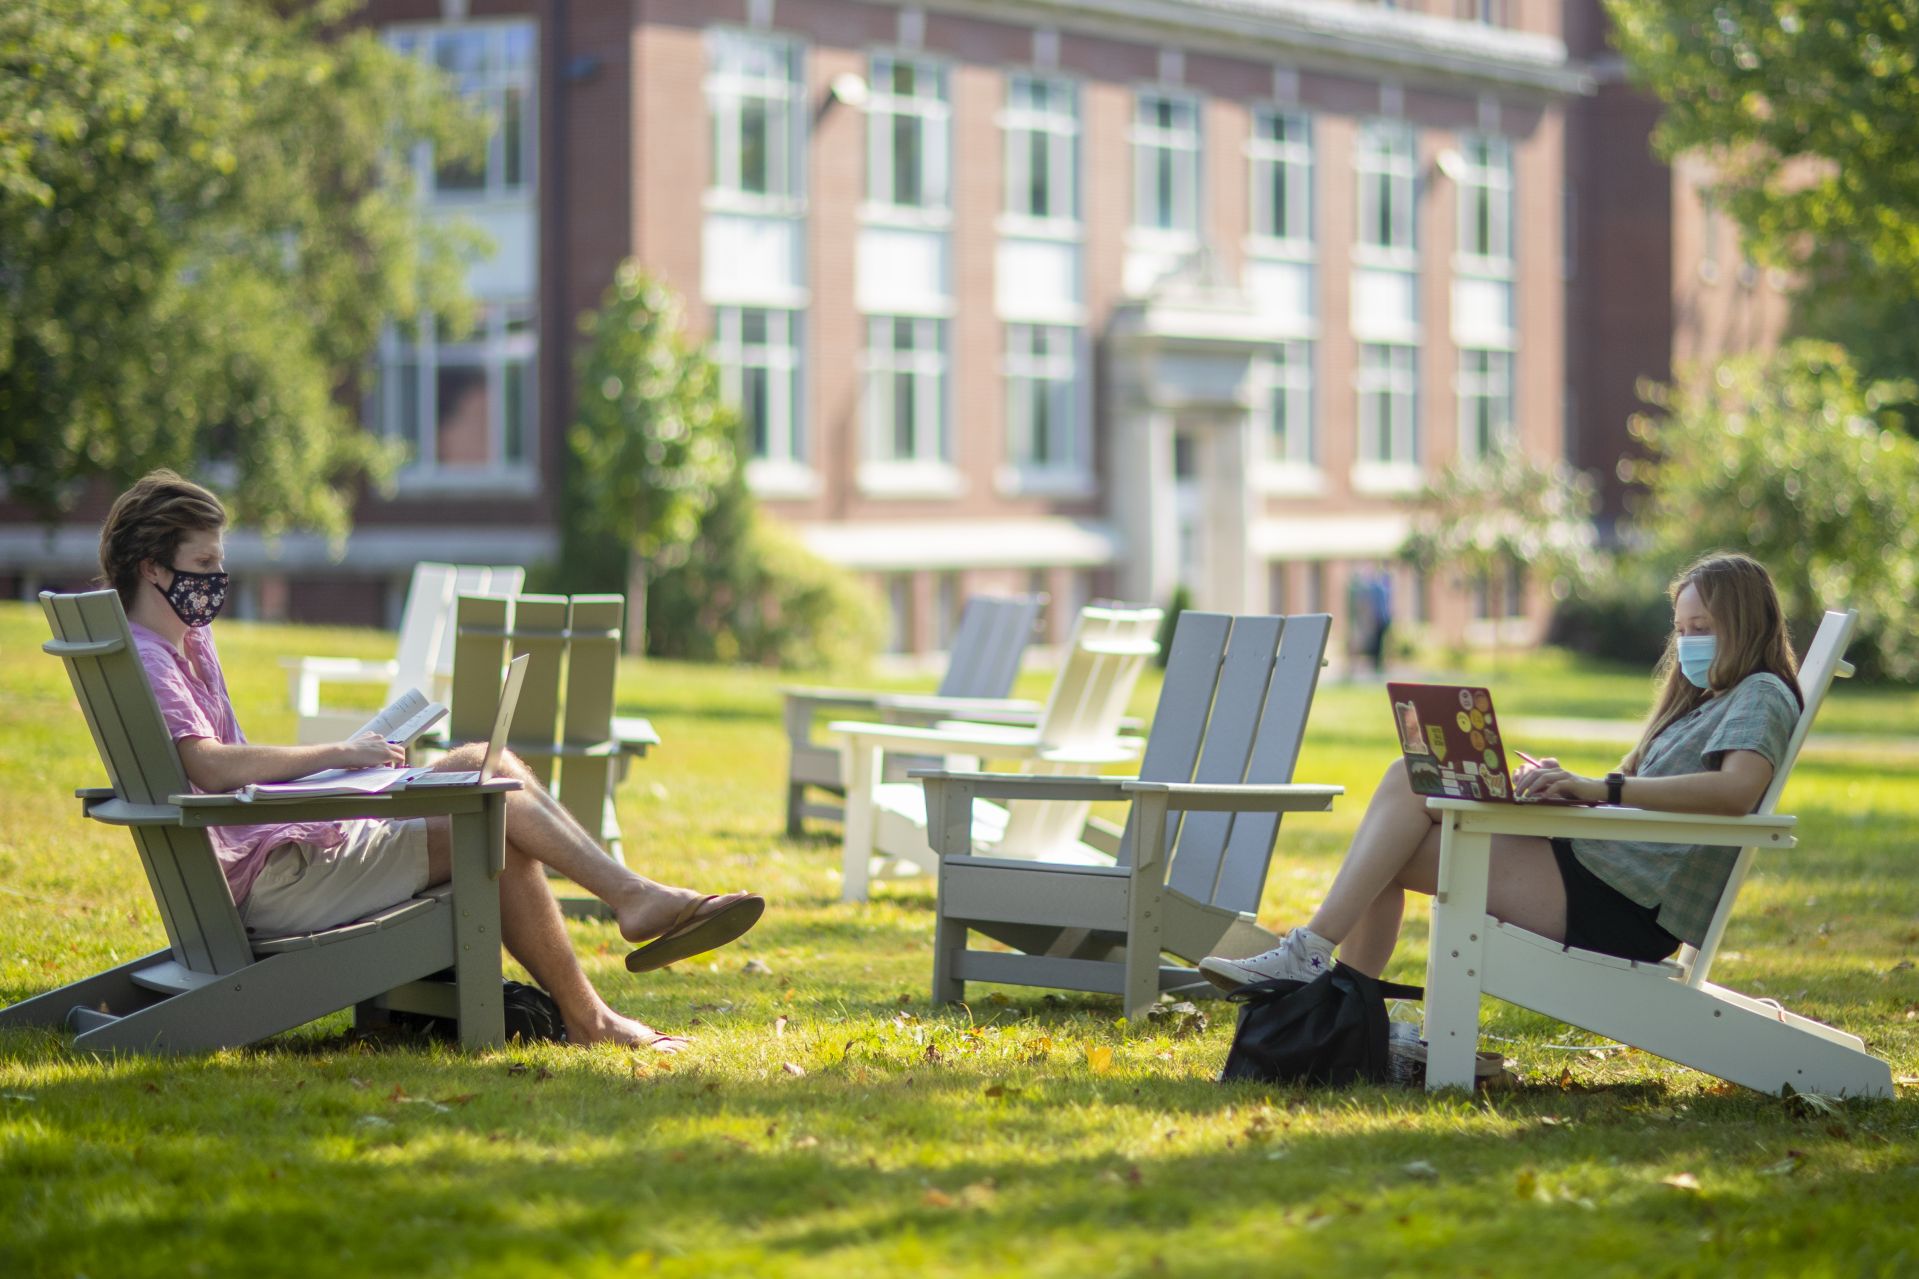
[2,1038,1912,1276]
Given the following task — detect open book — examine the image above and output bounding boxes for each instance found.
[235,689,448,801]
[354,688,447,747]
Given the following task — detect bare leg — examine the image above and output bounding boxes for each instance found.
[1305,759,1571,977]
[432,744,746,944]
[423,819,684,1049]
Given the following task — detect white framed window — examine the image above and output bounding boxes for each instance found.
[1004,323,1082,481]
[864,315,948,464]
[1456,134,1513,265]
[1356,119,1417,257]
[1262,340,1316,467]
[1132,91,1202,234]
[1357,342,1418,466]
[713,307,803,467]
[868,54,950,214]
[376,304,537,479]
[705,29,804,204]
[1002,74,1079,225]
[1457,348,1513,459]
[1249,109,1312,247]
[389,23,537,202]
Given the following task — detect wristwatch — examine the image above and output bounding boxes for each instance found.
[1605,772,1626,806]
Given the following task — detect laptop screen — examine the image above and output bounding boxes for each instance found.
[480,654,530,781]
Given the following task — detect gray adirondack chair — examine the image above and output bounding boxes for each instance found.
[782,593,1046,834]
[0,591,515,1054]
[1419,609,1894,1096]
[917,611,1340,1021]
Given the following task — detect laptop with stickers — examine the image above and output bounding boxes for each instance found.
[1385,681,1586,805]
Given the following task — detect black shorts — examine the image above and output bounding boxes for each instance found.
[1550,838,1681,963]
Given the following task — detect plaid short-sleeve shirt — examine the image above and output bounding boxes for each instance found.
[1569,672,1801,946]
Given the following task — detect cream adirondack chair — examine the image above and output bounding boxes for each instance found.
[915,612,1338,1021]
[831,603,1163,903]
[1,591,514,1053]
[782,594,1046,834]
[1419,609,1893,1097]
[282,562,526,744]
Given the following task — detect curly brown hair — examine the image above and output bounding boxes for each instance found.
[98,470,228,608]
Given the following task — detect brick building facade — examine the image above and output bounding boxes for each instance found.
[7,1,1673,660]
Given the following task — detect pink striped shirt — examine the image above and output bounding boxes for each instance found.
[130,620,361,903]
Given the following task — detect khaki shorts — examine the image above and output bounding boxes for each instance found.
[241,818,432,938]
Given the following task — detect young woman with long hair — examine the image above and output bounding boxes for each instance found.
[1200,552,1803,999]
[100,470,763,1051]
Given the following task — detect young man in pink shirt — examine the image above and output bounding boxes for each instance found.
[103,470,762,1051]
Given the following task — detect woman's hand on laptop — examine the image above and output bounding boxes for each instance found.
[1516,760,1601,802]
[337,731,406,770]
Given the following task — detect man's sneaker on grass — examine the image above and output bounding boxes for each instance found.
[1198,927,1335,993]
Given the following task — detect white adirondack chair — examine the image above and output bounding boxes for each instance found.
[916,612,1339,1021]
[831,603,1162,903]
[282,562,527,744]
[2,591,514,1053]
[782,594,1046,834]
[1419,609,1894,1097]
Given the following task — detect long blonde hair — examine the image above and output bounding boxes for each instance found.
[1621,552,1802,774]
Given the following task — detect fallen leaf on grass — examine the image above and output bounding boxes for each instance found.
[1086,1045,1115,1074]
[1758,1151,1805,1177]
[741,958,774,977]
[774,1016,789,1038]
[921,1188,956,1209]
[505,1062,529,1077]
[781,1062,807,1077]
[1662,1172,1701,1192]
[793,1135,820,1149]
[1,1092,35,1103]
[1402,1160,1438,1180]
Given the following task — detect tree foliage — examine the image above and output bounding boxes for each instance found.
[1399,453,1600,619]
[1607,0,1919,398]
[0,0,483,536]
[1624,340,1919,678]
[565,262,736,578]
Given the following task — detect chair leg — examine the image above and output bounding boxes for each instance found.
[932,907,967,1006]
[1121,878,1164,1026]
[786,781,807,837]
[840,742,882,903]
[1424,820,1493,1090]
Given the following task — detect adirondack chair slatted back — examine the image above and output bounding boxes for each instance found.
[41,591,253,975]
[1119,612,1331,915]
[1195,613,1330,909]
[392,564,528,707]
[1683,608,1855,987]
[992,603,1161,858]
[559,595,625,842]
[503,594,569,789]
[449,594,513,746]
[936,595,1045,699]
[1114,612,1234,869]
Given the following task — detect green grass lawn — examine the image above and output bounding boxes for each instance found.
[4,600,1918,1277]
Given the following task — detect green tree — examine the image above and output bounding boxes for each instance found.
[0,0,483,537]
[1399,454,1599,662]
[1624,340,1919,678]
[564,263,737,653]
[1607,0,1919,403]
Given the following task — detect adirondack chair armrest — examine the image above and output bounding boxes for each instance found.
[610,715,660,753]
[782,685,891,713]
[829,719,1044,759]
[164,780,522,828]
[279,655,398,681]
[867,693,1044,722]
[1424,799,1797,849]
[1120,781,1344,813]
[914,770,1139,860]
[75,785,116,800]
[1034,737,1146,766]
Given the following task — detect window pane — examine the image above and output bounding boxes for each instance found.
[744,365,770,458]
[740,97,770,193]
[502,86,527,189]
[435,364,490,465]
[503,361,529,464]
[892,114,922,206]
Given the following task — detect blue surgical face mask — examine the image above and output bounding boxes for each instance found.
[1676,634,1716,689]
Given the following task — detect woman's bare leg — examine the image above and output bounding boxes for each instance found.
[1303,759,1571,977]
[423,820,684,1049]
[432,743,743,944]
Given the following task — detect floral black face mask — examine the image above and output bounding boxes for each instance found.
[156,566,230,627]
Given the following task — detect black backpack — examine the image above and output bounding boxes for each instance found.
[1219,961,1421,1086]
[389,979,568,1044]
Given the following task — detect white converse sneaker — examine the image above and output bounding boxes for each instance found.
[1198,927,1336,993]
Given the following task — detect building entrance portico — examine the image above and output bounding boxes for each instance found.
[1106,269,1282,615]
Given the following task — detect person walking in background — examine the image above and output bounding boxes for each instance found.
[1348,562,1394,678]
